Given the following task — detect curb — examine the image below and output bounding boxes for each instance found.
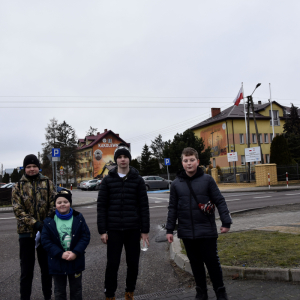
[170,236,300,283]
[0,199,97,214]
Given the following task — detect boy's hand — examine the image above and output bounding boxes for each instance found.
[166,234,173,243]
[141,233,149,247]
[66,252,77,261]
[62,252,70,259]
[101,233,108,244]
[220,227,230,233]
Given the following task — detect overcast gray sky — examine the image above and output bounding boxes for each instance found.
[1,1,300,170]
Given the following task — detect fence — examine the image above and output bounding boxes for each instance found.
[276,164,300,181]
[218,165,256,183]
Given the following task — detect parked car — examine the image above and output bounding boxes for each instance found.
[0,183,15,188]
[95,179,102,190]
[78,181,88,190]
[142,176,172,191]
[56,186,72,194]
[0,183,7,188]
[82,179,99,191]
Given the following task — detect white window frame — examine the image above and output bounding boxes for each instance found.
[266,154,270,163]
[108,138,112,143]
[269,110,280,126]
[241,155,245,165]
[258,134,262,144]
[264,133,269,143]
[252,134,257,143]
[239,134,244,144]
[270,133,273,141]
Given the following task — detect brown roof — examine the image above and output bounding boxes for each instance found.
[77,130,129,150]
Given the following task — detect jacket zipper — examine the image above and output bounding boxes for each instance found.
[189,188,195,239]
[121,178,125,230]
[33,181,37,219]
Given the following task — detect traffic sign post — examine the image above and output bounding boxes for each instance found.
[227,152,238,183]
[52,148,61,191]
[164,158,171,183]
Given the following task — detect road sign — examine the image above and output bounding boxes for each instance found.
[164,158,171,166]
[60,166,63,170]
[245,147,261,162]
[60,170,64,175]
[52,148,61,162]
[227,152,238,162]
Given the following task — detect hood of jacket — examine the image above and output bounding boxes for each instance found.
[19,173,48,182]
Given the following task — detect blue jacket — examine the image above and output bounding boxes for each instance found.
[41,210,90,275]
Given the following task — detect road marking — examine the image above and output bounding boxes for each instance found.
[148,197,169,200]
[253,196,272,199]
[285,193,300,195]
[225,192,275,197]
[150,206,167,209]
[225,199,241,202]
[0,217,15,220]
[155,201,162,203]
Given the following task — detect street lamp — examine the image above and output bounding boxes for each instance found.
[246,83,264,182]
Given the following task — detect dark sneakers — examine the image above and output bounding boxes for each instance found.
[215,286,228,300]
[195,286,208,300]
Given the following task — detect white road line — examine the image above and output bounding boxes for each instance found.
[285,193,300,195]
[148,197,169,200]
[155,201,162,203]
[253,196,272,199]
[150,206,167,209]
[225,199,241,202]
[225,192,275,197]
[0,217,15,220]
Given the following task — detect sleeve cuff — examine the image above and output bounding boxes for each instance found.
[221,223,231,228]
[166,230,173,235]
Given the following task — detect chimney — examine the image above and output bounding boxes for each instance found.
[97,132,100,135]
[258,101,262,105]
[211,108,221,118]
[116,134,119,137]
[104,129,107,132]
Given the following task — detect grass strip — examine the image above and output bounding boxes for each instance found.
[181,230,300,268]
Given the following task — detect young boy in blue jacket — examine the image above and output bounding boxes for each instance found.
[41,191,90,300]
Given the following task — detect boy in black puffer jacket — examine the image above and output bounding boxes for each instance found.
[97,143,150,300]
[41,191,90,300]
[166,147,232,300]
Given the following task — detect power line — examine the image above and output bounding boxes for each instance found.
[0,106,229,108]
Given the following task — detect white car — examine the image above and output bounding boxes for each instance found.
[82,179,98,191]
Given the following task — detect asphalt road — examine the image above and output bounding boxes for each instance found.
[1,190,300,299]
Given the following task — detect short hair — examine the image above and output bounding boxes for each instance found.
[181,147,199,160]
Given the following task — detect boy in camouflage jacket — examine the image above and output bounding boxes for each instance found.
[12,154,56,300]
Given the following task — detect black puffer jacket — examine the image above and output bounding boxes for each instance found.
[166,167,232,239]
[97,166,150,234]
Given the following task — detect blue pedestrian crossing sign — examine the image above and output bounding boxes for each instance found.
[52,148,61,162]
[164,158,171,166]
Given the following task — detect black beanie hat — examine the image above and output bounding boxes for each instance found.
[55,191,72,205]
[23,154,40,169]
[114,143,131,163]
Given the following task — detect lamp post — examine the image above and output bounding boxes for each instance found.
[246,83,264,181]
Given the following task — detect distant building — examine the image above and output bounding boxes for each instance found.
[76,129,130,182]
[190,101,294,168]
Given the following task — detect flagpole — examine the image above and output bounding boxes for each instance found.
[269,83,275,140]
[242,82,247,143]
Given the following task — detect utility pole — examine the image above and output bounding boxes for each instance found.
[247,97,251,182]
[250,96,264,164]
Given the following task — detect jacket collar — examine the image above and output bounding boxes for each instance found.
[49,209,80,219]
[108,166,139,179]
[177,166,204,181]
[20,173,48,182]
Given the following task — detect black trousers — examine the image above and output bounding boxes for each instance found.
[182,238,224,291]
[19,237,52,300]
[53,273,83,300]
[105,229,141,297]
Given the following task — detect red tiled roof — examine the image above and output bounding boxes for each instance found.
[77,130,129,150]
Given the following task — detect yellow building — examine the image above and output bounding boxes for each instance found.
[190,101,287,167]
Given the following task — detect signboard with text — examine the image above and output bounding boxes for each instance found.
[245,147,261,162]
[227,152,238,162]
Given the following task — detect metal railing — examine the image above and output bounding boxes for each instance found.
[276,164,299,181]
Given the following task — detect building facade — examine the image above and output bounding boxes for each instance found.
[190,101,288,167]
[77,129,129,182]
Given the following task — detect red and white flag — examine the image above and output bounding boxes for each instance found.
[233,87,243,106]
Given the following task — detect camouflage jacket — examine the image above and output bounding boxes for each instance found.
[12,174,56,237]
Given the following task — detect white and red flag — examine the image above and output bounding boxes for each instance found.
[233,86,243,106]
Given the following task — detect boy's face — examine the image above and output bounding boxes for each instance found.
[56,197,71,215]
[117,155,130,168]
[182,154,199,176]
[25,164,39,176]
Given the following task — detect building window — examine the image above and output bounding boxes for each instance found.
[108,139,112,143]
[239,134,244,144]
[258,134,262,144]
[90,162,92,167]
[252,134,257,143]
[270,133,273,142]
[213,158,216,168]
[241,155,245,165]
[269,110,280,126]
[266,154,270,163]
[264,133,269,143]
[85,162,87,168]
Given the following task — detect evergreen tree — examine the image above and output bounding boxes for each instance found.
[150,134,165,165]
[140,144,152,176]
[11,169,21,182]
[283,104,300,137]
[163,129,211,173]
[131,158,141,173]
[2,173,9,183]
[86,126,98,136]
[270,135,293,165]
[286,133,300,164]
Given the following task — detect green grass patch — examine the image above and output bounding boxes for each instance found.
[181,230,300,268]
[0,204,12,208]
